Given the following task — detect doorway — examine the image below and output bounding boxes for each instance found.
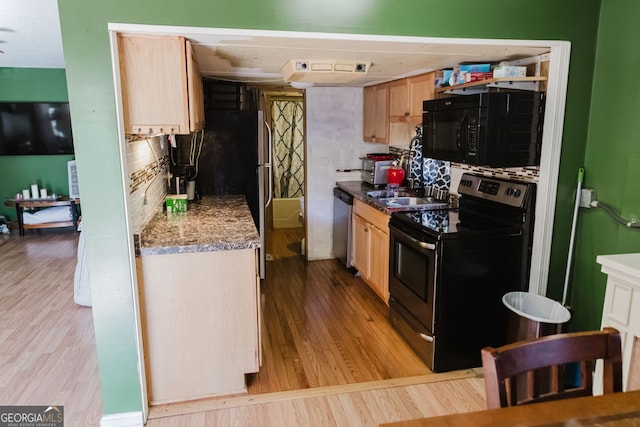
[265,91,305,229]
[109,23,571,414]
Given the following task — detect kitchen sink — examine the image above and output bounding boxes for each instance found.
[379,196,448,210]
[363,189,449,210]
[365,190,415,198]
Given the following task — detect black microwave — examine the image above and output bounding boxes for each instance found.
[422,91,545,167]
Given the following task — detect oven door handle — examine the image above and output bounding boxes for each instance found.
[392,226,436,251]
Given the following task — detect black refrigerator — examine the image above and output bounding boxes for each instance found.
[195,109,271,278]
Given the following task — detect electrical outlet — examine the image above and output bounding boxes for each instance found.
[580,189,596,208]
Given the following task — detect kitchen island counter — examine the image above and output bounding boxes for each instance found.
[136,194,262,404]
[138,195,260,256]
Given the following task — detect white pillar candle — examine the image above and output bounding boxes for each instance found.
[22,189,31,199]
[31,184,39,199]
[40,188,48,198]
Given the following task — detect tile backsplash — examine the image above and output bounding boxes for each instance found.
[423,158,451,200]
[449,163,539,194]
[392,141,539,196]
[126,136,169,233]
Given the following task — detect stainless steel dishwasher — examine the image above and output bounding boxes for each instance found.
[333,187,354,267]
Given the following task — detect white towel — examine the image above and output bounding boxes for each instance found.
[22,206,73,224]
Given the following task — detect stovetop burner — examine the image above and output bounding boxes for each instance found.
[395,208,523,236]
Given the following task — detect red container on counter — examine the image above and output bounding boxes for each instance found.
[387,166,405,185]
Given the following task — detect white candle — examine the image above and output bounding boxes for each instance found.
[40,188,48,198]
[31,184,39,199]
[22,189,31,199]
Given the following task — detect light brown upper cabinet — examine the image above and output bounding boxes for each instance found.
[389,72,435,125]
[118,34,205,135]
[363,83,389,144]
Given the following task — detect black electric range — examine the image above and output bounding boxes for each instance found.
[387,173,537,372]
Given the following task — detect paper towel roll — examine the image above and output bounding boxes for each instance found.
[31,184,39,199]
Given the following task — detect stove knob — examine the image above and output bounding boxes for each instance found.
[513,189,522,197]
[505,187,514,196]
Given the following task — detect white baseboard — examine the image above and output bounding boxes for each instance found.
[100,411,144,427]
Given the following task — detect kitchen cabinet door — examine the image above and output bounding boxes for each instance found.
[408,72,435,123]
[389,72,435,124]
[368,223,390,303]
[389,79,410,121]
[186,40,205,132]
[118,34,205,135]
[388,72,435,145]
[352,200,390,305]
[363,83,389,144]
[137,248,260,404]
[352,213,371,279]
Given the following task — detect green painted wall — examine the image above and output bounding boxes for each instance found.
[568,0,640,332]
[56,0,603,417]
[0,69,73,221]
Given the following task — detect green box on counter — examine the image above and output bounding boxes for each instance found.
[166,194,188,213]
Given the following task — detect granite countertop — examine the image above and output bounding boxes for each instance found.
[138,195,260,256]
[335,181,449,214]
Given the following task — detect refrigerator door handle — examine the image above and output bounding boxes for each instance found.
[264,121,273,208]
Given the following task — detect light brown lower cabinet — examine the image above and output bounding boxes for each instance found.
[352,199,390,304]
[137,248,261,405]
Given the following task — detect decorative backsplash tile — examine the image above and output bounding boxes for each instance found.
[451,162,540,183]
[129,155,170,193]
[126,136,169,233]
[423,158,451,200]
[408,125,423,188]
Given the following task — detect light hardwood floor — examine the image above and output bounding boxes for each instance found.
[248,227,431,394]
[1,226,486,426]
[0,229,102,426]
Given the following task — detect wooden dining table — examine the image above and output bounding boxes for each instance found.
[381,389,640,427]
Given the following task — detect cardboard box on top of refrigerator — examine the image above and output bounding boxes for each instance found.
[458,63,491,73]
[492,65,527,78]
[465,72,494,83]
[434,69,453,87]
[166,194,188,213]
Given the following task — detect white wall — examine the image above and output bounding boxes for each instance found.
[305,87,382,260]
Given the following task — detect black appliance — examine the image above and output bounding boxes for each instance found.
[184,110,271,278]
[422,91,545,167]
[388,173,536,372]
[0,102,74,155]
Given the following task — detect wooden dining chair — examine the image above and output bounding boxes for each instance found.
[481,327,623,409]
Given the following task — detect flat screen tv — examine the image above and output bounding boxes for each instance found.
[0,102,74,155]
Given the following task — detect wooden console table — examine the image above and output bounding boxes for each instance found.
[4,197,81,237]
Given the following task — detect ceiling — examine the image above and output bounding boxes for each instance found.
[186,32,550,87]
[1,0,551,88]
[0,0,65,68]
